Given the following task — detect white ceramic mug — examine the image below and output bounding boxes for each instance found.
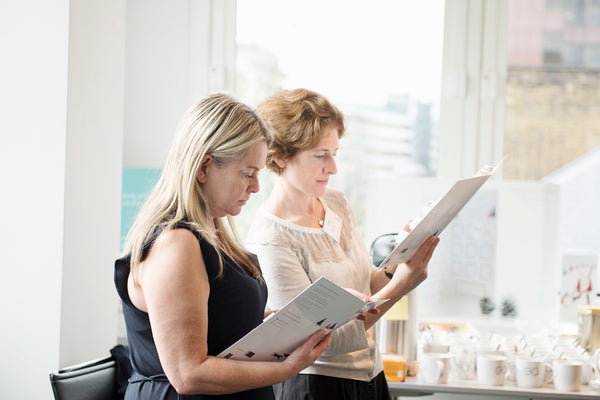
[552,359,583,392]
[477,354,508,386]
[419,352,452,384]
[563,353,594,385]
[515,357,553,388]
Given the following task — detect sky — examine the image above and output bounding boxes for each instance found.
[236,0,445,107]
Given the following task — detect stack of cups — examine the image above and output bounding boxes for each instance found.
[417,331,452,385]
[477,354,508,386]
[449,333,476,381]
[475,333,508,386]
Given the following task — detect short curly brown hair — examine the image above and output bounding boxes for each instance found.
[257,88,346,175]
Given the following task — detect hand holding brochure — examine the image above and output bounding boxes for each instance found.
[378,161,502,269]
[217,276,388,362]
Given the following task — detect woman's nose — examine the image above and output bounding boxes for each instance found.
[249,176,260,193]
[326,157,338,175]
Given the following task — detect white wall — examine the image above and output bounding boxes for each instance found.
[123,0,236,168]
[0,1,124,398]
[0,2,69,397]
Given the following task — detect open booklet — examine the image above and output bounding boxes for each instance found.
[217,276,388,362]
[378,160,503,269]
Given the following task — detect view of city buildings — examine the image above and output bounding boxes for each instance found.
[505,0,600,180]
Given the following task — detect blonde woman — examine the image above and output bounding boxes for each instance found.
[115,93,332,400]
[246,88,440,400]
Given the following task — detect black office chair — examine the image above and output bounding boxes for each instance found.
[49,356,118,400]
[369,232,398,267]
[49,345,131,400]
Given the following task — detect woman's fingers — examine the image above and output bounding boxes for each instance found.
[424,236,440,261]
[419,235,439,263]
[409,235,439,265]
[311,330,332,354]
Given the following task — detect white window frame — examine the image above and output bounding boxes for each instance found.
[438,0,508,180]
[188,0,237,102]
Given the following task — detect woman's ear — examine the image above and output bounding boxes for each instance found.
[196,154,212,183]
[273,155,286,170]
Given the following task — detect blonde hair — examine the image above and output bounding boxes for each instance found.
[257,88,345,175]
[123,93,272,282]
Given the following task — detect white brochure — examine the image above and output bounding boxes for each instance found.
[217,276,387,362]
[378,161,502,269]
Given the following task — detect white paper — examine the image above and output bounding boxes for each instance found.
[379,162,500,269]
[217,276,388,362]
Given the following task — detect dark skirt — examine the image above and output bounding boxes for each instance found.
[273,372,391,400]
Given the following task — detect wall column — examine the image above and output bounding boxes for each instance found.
[0,1,125,398]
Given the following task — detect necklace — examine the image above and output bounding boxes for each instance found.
[308,198,324,227]
[310,215,324,227]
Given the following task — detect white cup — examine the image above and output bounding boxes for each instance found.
[561,354,594,385]
[552,359,583,392]
[419,352,452,384]
[477,354,508,386]
[515,357,553,388]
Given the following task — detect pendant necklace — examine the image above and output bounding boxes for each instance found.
[311,215,324,227]
[308,198,324,227]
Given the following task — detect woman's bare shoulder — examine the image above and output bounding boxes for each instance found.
[145,227,203,271]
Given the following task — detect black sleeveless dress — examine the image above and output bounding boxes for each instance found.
[114,223,274,399]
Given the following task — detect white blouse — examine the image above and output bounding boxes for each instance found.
[245,189,383,382]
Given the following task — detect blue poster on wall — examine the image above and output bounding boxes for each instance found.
[120,167,162,250]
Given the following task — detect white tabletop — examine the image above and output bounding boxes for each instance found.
[388,377,600,399]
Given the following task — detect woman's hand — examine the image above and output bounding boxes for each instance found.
[284,329,332,373]
[389,235,440,297]
[344,288,380,320]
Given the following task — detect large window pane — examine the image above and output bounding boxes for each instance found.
[505,0,600,324]
[505,0,600,180]
[234,0,445,238]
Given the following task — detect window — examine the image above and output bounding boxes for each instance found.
[229,0,599,332]
[504,0,600,325]
[234,0,445,240]
[543,32,564,64]
[505,1,600,179]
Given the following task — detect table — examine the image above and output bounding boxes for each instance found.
[388,377,600,399]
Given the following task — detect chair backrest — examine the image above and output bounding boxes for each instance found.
[369,232,398,267]
[49,356,118,400]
